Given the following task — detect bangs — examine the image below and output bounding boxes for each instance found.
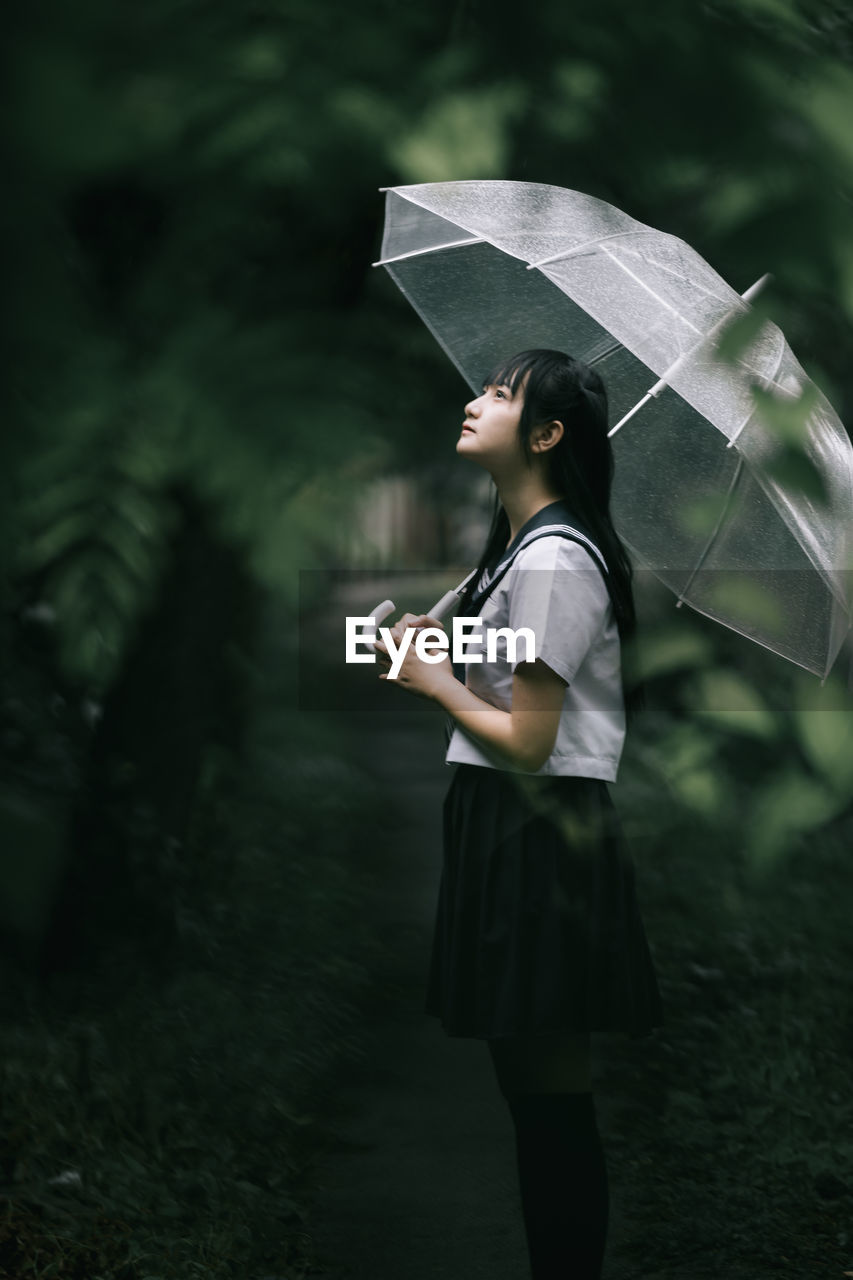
[481,348,573,398]
[482,352,539,396]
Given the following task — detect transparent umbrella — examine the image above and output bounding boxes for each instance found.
[370,179,853,679]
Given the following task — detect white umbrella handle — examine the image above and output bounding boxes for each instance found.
[423,582,474,621]
[362,598,395,653]
[364,570,477,651]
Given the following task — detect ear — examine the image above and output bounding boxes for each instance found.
[531,420,565,453]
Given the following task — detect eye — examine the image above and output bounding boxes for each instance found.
[495,388,507,399]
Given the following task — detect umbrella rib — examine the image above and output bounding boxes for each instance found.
[726,326,789,449]
[599,245,706,336]
[372,237,484,268]
[531,235,739,315]
[614,246,734,306]
[675,458,745,608]
[584,337,624,366]
[526,230,660,271]
[620,533,828,677]
[530,227,741,310]
[529,234,730,303]
[608,276,772,437]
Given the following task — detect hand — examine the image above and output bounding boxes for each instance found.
[375,613,456,700]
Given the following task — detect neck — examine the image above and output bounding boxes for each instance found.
[494,469,563,545]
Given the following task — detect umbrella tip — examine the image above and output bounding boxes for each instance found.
[742,273,773,303]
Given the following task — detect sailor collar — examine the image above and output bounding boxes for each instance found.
[466,500,608,616]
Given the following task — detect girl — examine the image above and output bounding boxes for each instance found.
[374,348,662,1280]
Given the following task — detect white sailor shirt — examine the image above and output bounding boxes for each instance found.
[444,534,626,781]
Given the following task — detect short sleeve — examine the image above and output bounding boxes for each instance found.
[506,537,611,685]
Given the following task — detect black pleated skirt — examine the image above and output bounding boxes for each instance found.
[424,763,663,1040]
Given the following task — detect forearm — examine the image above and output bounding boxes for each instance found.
[431,675,535,772]
[375,614,562,771]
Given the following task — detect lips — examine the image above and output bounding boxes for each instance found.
[461,424,475,433]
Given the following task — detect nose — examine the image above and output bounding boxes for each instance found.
[465,394,482,417]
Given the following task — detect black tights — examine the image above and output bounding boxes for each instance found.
[488,1033,608,1280]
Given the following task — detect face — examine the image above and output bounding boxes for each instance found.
[457,378,526,470]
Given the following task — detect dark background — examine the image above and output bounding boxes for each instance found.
[1,0,852,1275]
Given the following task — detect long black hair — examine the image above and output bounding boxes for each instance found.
[459,348,644,721]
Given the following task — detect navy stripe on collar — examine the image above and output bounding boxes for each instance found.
[467,518,608,617]
[477,520,608,593]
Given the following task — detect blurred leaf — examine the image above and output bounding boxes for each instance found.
[195,95,299,172]
[705,575,786,633]
[12,411,179,688]
[330,85,403,144]
[716,302,768,364]
[545,60,606,142]
[553,60,604,104]
[230,34,289,81]
[630,627,715,680]
[689,668,778,739]
[389,84,526,182]
[722,0,807,33]
[656,722,717,772]
[751,381,819,446]
[654,722,727,816]
[676,491,732,539]
[746,769,843,865]
[764,442,829,503]
[798,61,853,170]
[670,765,725,816]
[835,238,853,324]
[794,707,853,794]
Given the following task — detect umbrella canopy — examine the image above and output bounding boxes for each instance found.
[374,180,853,679]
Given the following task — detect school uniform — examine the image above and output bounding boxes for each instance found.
[424,500,663,1040]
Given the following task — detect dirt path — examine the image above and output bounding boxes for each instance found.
[294,577,670,1279]
[294,577,852,1280]
[298,679,656,1280]
[300,691,529,1279]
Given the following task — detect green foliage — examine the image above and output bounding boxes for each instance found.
[598,768,853,1275]
[794,705,853,793]
[14,407,179,690]
[688,667,779,740]
[0,598,391,1279]
[4,0,853,680]
[630,626,717,681]
[744,767,842,865]
[390,84,527,182]
[628,646,853,870]
[2,0,853,1271]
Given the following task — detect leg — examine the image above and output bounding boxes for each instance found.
[488,1032,608,1280]
[488,1029,591,1097]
